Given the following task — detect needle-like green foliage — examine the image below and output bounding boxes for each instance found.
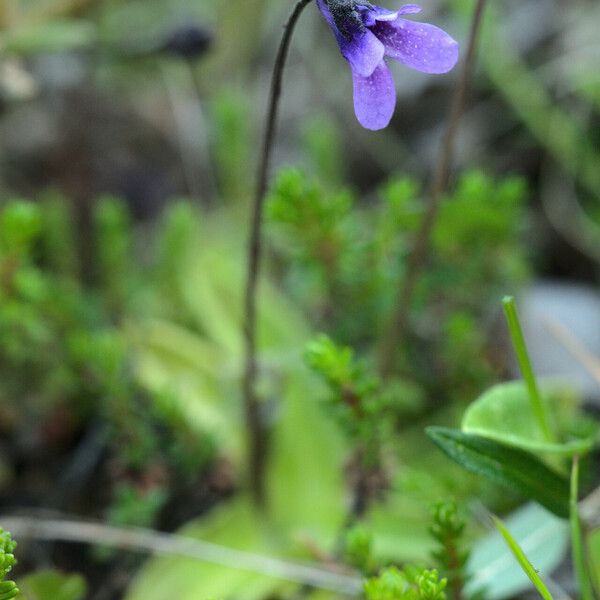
[364,566,447,600]
[0,529,18,600]
[305,333,423,462]
[429,501,469,600]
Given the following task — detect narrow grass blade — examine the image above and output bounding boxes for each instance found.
[502,296,553,442]
[570,456,594,600]
[492,516,553,600]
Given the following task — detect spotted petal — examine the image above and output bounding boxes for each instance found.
[351,60,396,130]
[373,16,459,74]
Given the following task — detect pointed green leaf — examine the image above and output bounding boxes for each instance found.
[426,427,569,518]
[125,498,293,600]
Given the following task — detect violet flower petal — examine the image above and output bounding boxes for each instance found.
[351,60,396,130]
[373,17,459,74]
[340,28,385,76]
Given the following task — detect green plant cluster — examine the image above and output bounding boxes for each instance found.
[0,529,18,600]
[269,169,530,401]
[305,334,423,464]
[364,566,447,600]
[429,501,469,600]
[0,198,214,529]
[428,298,599,596]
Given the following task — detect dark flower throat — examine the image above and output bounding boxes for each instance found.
[325,0,375,38]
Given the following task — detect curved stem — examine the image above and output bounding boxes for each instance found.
[243,0,313,508]
[377,0,489,378]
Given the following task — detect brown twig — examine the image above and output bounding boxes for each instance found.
[377,0,489,378]
[243,0,313,508]
[445,536,465,600]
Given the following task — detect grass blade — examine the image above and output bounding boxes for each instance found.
[570,456,594,600]
[492,516,553,600]
[502,296,553,442]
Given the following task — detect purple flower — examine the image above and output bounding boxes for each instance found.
[316,0,459,130]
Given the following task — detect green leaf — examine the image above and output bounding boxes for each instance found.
[466,503,568,600]
[15,570,86,600]
[126,217,349,596]
[492,516,554,600]
[426,427,569,517]
[125,498,296,600]
[462,381,597,456]
[266,371,348,541]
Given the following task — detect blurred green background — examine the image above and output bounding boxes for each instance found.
[0,0,599,598]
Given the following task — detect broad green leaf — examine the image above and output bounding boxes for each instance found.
[16,570,86,600]
[148,212,346,530]
[175,214,310,356]
[267,371,348,543]
[127,214,350,596]
[462,381,597,456]
[466,503,568,600]
[492,516,554,600]
[426,427,569,517]
[129,212,317,464]
[125,497,294,600]
[124,497,357,600]
[128,318,243,457]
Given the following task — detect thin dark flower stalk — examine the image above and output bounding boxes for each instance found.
[377,0,489,378]
[243,0,313,508]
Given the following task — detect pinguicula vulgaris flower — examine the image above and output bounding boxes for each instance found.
[317,0,459,130]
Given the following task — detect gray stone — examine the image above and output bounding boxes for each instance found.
[512,281,600,404]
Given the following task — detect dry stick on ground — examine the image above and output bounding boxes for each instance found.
[0,515,362,594]
[242,0,313,508]
[377,0,489,379]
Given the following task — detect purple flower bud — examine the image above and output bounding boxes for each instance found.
[317,1,459,130]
